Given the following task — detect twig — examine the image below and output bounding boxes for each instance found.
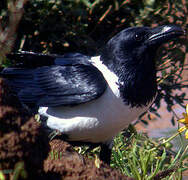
[98,5,112,24]
[120,0,130,8]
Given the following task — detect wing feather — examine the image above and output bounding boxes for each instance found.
[1,52,107,107]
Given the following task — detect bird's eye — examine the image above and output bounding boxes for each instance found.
[134,34,143,41]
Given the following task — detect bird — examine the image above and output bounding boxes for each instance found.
[0,24,184,164]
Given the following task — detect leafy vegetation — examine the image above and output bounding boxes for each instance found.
[111,126,188,179]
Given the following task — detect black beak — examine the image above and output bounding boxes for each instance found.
[146,25,185,45]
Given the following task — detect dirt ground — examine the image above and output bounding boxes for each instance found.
[0,78,134,180]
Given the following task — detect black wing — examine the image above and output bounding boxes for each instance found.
[1,52,107,107]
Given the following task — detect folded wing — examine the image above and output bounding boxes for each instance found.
[1,52,107,107]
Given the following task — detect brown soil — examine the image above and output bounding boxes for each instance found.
[0,78,133,180]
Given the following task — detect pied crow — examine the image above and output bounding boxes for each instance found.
[1,24,184,164]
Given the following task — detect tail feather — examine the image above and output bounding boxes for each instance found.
[0,67,43,108]
[0,68,34,93]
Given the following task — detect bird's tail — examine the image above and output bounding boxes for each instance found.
[0,67,34,89]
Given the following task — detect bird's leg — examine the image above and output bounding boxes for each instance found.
[100,140,113,165]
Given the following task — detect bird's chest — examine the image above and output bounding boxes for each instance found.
[39,87,151,143]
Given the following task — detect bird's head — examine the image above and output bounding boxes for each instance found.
[101,25,185,107]
[101,24,184,72]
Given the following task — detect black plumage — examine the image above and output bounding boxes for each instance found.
[2,52,107,107]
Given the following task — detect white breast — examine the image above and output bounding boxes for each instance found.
[38,56,153,143]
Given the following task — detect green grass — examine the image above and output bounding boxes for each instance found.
[0,162,27,180]
[112,127,188,179]
[77,125,188,180]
